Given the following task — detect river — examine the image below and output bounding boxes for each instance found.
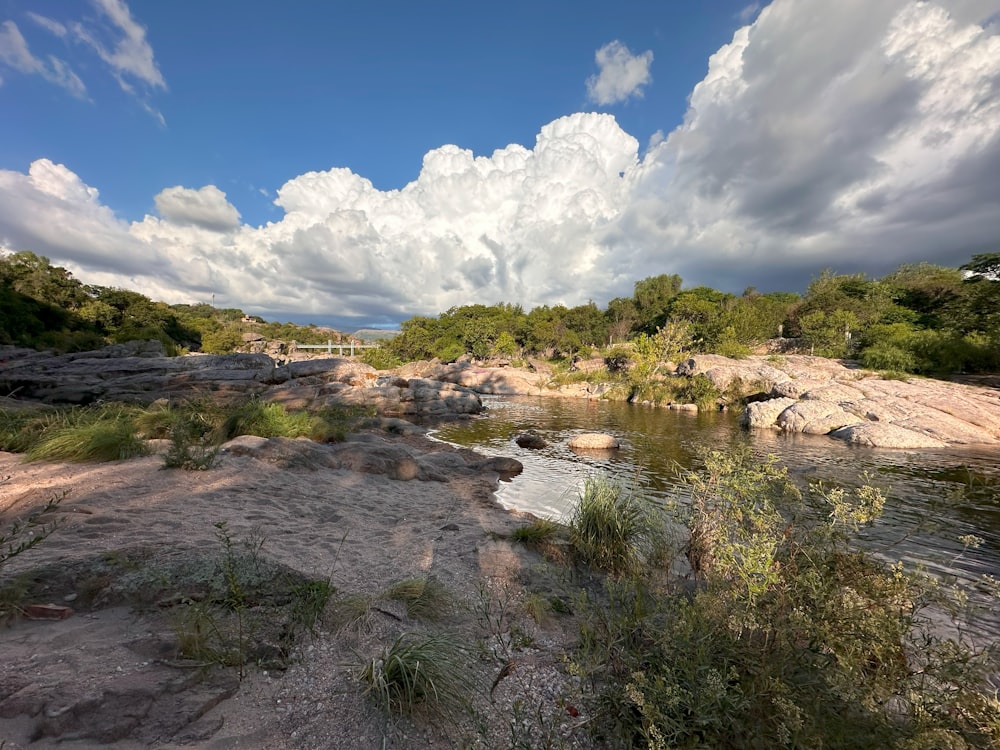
[431,394,1000,637]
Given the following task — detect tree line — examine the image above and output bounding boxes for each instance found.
[385,255,1000,375]
[0,251,341,354]
[2,249,998,375]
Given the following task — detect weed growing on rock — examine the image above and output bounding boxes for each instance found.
[0,487,64,620]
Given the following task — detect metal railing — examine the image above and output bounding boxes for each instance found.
[291,340,379,356]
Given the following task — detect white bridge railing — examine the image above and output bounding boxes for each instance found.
[291,340,379,356]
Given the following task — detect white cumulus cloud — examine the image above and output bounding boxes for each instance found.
[586,40,654,105]
[154,186,241,231]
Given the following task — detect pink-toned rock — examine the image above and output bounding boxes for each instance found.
[830,423,947,449]
[567,433,620,449]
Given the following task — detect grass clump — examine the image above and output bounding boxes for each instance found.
[510,518,562,546]
[358,633,471,718]
[384,576,453,621]
[212,397,314,442]
[569,475,662,577]
[24,405,148,462]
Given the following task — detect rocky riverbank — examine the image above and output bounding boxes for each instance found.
[2,342,998,449]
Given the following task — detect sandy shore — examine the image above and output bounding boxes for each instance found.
[0,432,585,748]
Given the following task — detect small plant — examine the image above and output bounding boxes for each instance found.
[162,423,219,470]
[568,475,661,577]
[474,579,522,660]
[384,576,452,621]
[289,578,333,634]
[358,633,471,717]
[0,488,65,620]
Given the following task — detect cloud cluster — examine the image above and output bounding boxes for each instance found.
[586,40,654,105]
[0,0,164,119]
[1,0,998,328]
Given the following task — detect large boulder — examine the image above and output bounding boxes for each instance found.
[726,354,1000,448]
[0,342,276,404]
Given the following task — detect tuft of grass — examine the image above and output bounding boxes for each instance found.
[25,406,148,462]
[358,633,471,717]
[212,397,314,442]
[510,518,561,546]
[523,593,553,626]
[0,404,60,453]
[384,576,453,621]
[569,475,661,577]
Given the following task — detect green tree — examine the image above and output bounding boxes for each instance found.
[632,274,683,334]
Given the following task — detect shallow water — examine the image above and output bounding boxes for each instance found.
[431,395,1000,636]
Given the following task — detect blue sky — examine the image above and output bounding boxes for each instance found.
[2,0,999,329]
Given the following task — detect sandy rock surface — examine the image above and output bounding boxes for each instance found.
[0,433,585,749]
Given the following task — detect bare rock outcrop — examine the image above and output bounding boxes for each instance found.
[0,342,483,418]
[219,434,522,481]
[680,354,1000,449]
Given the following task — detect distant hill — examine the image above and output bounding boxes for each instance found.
[353,328,399,341]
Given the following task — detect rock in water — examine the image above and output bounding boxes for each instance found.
[515,433,547,449]
[567,433,619,450]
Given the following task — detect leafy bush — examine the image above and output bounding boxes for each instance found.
[604,346,634,374]
[861,342,918,372]
[674,373,720,409]
[572,447,1000,749]
[359,346,400,370]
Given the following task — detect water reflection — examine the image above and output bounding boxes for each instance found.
[431,395,1000,636]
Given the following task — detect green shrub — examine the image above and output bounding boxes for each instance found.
[360,346,400,370]
[861,342,918,372]
[604,346,634,374]
[572,447,1000,749]
[674,373,720,409]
